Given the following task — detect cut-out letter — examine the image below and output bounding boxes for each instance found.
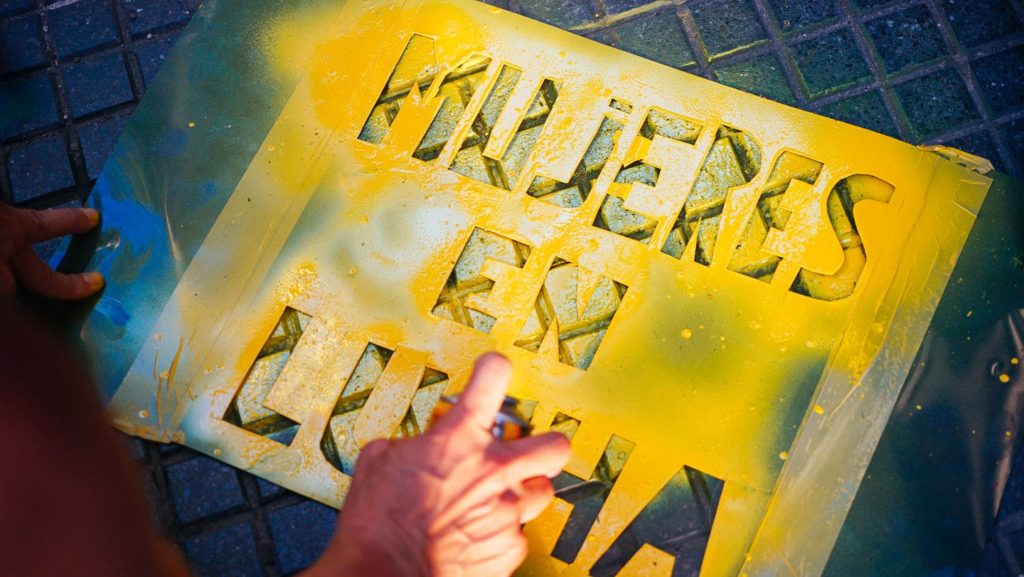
[450,67,561,190]
[223,307,311,446]
[728,151,823,282]
[515,258,627,370]
[526,99,631,208]
[594,107,703,244]
[661,126,762,265]
[790,174,894,301]
[433,227,533,334]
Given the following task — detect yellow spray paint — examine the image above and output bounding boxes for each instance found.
[100,1,991,576]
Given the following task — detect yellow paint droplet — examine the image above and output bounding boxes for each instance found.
[719,335,726,342]
[681,328,693,339]
[159,370,170,379]
[813,404,825,415]
[915,404,922,411]
[187,121,196,128]
[966,310,973,317]
[779,451,789,460]
[1006,431,1013,438]
[213,448,222,456]
[1012,357,1019,365]
[138,410,149,419]
[153,333,162,341]
[999,373,1010,383]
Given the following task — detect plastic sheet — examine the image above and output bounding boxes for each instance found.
[60,1,1023,575]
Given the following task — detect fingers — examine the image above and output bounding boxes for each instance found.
[11,251,104,300]
[19,207,99,244]
[517,476,555,523]
[446,353,512,432]
[463,532,528,577]
[353,439,391,475]
[497,431,571,481]
[452,493,521,542]
[430,431,569,529]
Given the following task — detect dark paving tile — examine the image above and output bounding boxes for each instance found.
[256,477,284,499]
[603,0,651,14]
[6,132,74,202]
[0,71,58,139]
[517,0,596,29]
[942,131,1003,171]
[612,12,695,69]
[184,523,264,577]
[714,52,797,104]
[690,0,766,57]
[125,0,201,37]
[852,0,895,9]
[166,455,246,524]
[1004,118,1024,166]
[972,45,1024,115]
[865,5,946,75]
[767,0,840,33]
[791,28,871,96]
[895,68,979,140]
[0,12,45,75]
[818,90,899,137]
[1007,529,1024,573]
[48,0,118,58]
[0,0,33,18]
[940,0,1023,49]
[79,114,128,178]
[62,52,133,118]
[134,35,178,87]
[160,440,184,454]
[268,501,336,574]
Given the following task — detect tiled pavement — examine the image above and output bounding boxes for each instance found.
[1,0,1023,574]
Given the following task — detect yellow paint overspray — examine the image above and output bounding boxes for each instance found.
[100,1,992,576]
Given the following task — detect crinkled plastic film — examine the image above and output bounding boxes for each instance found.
[70,1,1024,576]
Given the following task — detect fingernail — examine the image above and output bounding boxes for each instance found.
[83,208,100,226]
[85,272,105,290]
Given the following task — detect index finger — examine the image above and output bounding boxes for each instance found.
[443,352,512,432]
[19,207,99,244]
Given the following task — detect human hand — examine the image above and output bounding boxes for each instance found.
[307,353,571,577]
[0,203,103,303]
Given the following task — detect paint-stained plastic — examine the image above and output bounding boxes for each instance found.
[57,0,1023,575]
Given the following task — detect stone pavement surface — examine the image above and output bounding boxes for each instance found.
[1,0,1022,575]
